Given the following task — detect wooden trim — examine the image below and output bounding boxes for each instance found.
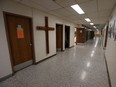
[3,11,32,19]
[56,24,63,51]
[36,17,54,54]
[36,26,54,30]
[61,25,63,51]
[45,16,48,27]
[69,27,70,47]
[46,31,49,54]
[104,26,108,48]
[3,12,14,73]
[30,18,36,64]
[0,74,12,82]
[35,54,57,65]
[3,11,35,73]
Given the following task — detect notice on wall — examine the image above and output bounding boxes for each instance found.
[17,25,24,39]
[80,30,82,33]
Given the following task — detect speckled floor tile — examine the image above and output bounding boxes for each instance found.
[0,37,109,87]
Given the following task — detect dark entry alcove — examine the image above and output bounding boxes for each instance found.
[65,26,70,48]
[56,24,63,51]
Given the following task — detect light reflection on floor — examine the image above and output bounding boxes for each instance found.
[0,37,109,87]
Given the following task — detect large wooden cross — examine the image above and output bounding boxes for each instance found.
[36,16,54,54]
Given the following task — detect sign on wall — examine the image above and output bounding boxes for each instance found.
[17,25,24,39]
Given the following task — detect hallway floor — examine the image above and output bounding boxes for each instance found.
[0,37,109,87]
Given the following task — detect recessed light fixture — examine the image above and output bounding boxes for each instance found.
[93,26,96,28]
[71,4,85,14]
[90,23,94,25]
[85,18,91,22]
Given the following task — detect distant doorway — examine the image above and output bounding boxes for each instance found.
[104,26,108,48]
[76,28,85,44]
[4,12,35,72]
[65,26,70,48]
[56,24,63,51]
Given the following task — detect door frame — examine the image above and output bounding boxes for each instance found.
[56,24,63,51]
[65,25,70,48]
[104,26,108,48]
[3,12,35,73]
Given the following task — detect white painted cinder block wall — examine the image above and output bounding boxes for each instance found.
[105,5,116,87]
[0,1,12,79]
[0,0,76,78]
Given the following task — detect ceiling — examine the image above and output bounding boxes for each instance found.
[15,0,116,29]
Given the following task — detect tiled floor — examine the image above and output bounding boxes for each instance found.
[0,37,109,87]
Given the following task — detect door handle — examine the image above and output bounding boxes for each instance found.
[29,44,32,46]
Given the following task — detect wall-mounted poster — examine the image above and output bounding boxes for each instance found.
[113,21,116,40]
[108,20,116,41]
[17,25,24,39]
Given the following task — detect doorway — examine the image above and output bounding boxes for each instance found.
[4,12,35,72]
[65,25,70,48]
[56,24,63,51]
[76,28,85,44]
[104,26,108,48]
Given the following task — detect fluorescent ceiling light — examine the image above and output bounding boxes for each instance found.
[90,23,94,25]
[93,26,96,28]
[85,18,91,22]
[71,4,85,14]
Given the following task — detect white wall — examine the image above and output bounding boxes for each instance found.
[105,5,116,87]
[0,0,76,78]
[0,1,12,79]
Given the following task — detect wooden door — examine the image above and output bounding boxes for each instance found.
[4,12,34,71]
[56,24,63,51]
[76,28,85,43]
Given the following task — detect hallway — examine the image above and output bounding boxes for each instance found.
[0,37,109,87]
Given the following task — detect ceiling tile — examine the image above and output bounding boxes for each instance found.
[31,0,61,10]
[99,9,112,17]
[79,14,88,19]
[47,10,65,18]
[87,12,98,19]
[51,8,73,16]
[74,20,85,24]
[98,0,115,10]
[67,15,81,20]
[54,0,77,7]
[91,17,108,24]
[17,0,113,25]
[79,0,97,13]
[65,7,79,15]
[75,0,93,4]
[20,0,50,12]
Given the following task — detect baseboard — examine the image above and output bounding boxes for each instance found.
[0,74,12,82]
[69,45,74,48]
[35,54,57,65]
[104,54,112,87]
[103,47,106,50]
[77,43,86,46]
[0,54,57,82]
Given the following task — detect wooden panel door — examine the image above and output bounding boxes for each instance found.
[56,24,63,51]
[5,13,34,67]
[76,28,85,43]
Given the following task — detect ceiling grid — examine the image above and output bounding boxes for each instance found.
[16,0,116,29]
